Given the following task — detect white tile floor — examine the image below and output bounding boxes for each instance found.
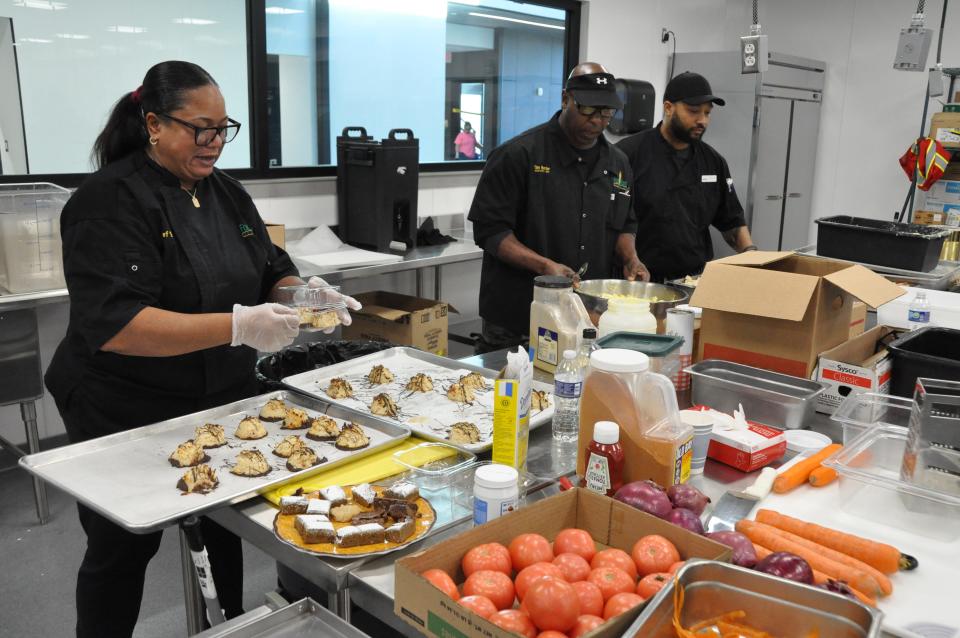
[0,467,277,637]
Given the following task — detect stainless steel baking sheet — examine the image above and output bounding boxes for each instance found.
[279,347,555,453]
[194,597,368,638]
[795,245,960,289]
[18,391,409,533]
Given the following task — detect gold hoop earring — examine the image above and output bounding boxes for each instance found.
[149,136,158,145]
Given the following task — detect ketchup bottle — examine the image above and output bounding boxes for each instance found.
[580,421,624,497]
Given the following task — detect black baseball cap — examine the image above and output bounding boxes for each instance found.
[664,72,726,106]
[565,72,624,109]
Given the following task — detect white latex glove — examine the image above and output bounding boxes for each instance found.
[307,276,362,331]
[231,303,300,352]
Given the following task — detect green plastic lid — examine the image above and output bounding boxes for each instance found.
[596,331,683,357]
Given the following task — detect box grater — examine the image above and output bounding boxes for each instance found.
[903,378,960,497]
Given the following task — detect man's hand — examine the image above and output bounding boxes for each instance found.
[542,259,577,280]
[623,257,650,282]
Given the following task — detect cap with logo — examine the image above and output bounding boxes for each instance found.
[663,72,726,106]
[565,72,624,109]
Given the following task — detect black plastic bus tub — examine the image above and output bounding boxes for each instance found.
[887,326,960,397]
[815,215,950,273]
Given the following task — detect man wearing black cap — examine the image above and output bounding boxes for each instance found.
[468,62,648,350]
[617,71,755,282]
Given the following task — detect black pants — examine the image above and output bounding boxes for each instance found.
[479,319,528,353]
[75,504,244,638]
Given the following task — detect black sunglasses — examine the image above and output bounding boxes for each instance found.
[574,101,617,119]
[158,113,241,146]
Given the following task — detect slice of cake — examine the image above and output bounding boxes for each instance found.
[230,450,271,477]
[235,416,267,440]
[383,481,419,502]
[259,398,287,422]
[318,485,348,507]
[279,495,309,515]
[336,523,385,548]
[384,518,415,544]
[295,515,336,544]
[169,440,209,468]
[194,424,226,449]
[351,510,388,526]
[335,423,370,451]
[282,407,310,430]
[305,499,332,517]
[305,415,340,442]
[177,464,219,494]
[351,483,377,508]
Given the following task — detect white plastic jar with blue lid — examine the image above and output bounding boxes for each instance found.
[473,464,519,525]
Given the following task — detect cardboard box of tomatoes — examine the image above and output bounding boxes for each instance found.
[394,488,732,638]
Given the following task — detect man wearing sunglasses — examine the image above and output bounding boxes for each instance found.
[616,72,755,283]
[468,62,648,351]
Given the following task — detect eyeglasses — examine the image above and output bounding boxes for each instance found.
[158,113,241,146]
[575,102,617,119]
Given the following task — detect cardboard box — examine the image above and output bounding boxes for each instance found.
[926,179,960,205]
[690,252,904,378]
[930,112,960,149]
[394,488,731,638]
[943,160,960,180]
[814,326,898,415]
[848,300,866,339]
[913,210,949,226]
[341,291,455,356]
[265,223,285,250]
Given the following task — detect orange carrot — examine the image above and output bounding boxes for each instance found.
[735,520,882,598]
[747,521,892,596]
[755,509,917,574]
[753,543,876,607]
[773,444,842,493]
[808,466,838,487]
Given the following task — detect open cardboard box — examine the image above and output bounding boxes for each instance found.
[691,251,904,378]
[814,325,899,415]
[394,488,731,638]
[341,291,457,356]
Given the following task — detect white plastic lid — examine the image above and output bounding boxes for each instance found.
[676,304,703,318]
[679,410,714,430]
[563,349,577,360]
[784,429,833,453]
[589,348,649,373]
[474,463,519,489]
[593,421,620,444]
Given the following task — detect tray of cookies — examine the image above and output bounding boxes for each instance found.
[18,390,410,533]
[273,480,435,557]
[279,347,556,453]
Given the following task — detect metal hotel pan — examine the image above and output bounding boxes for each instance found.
[18,390,409,533]
[686,360,827,430]
[623,560,882,637]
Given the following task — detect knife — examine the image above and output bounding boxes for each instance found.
[705,467,778,532]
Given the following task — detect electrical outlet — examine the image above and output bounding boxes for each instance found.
[740,34,768,74]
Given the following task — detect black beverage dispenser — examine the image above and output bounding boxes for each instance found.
[336,127,419,252]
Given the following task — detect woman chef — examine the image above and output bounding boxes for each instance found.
[44,60,359,637]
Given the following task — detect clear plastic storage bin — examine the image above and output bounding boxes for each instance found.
[392,443,476,520]
[275,283,347,332]
[0,183,69,294]
[830,392,913,444]
[823,423,960,541]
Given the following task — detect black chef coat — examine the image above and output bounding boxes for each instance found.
[468,112,637,336]
[616,126,746,282]
[45,151,299,441]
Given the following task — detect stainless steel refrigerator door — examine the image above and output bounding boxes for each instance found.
[751,95,791,250]
[780,99,822,250]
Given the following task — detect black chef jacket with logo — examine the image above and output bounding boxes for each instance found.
[616,126,746,282]
[45,152,299,442]
[468,112,637,336]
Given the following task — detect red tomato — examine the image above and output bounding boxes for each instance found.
[422,568,459,600]
[553,528,597,562]
[636,572,671,599]
[568,615,606,638]
[603,592,645,620]
[571,581,604,617]
[458,594,498,620]
[509,533,554,571]
[590,548,638,581]
[524,577,580,633]
[553,553,592,583]
[463,570,516,610]
[587,567,635,602]
[631,535,681,577]
[488,609,537,638]
[537,632,570,638]
[515,562,566,601]
[668,561,685,574]
[462,542,513,578]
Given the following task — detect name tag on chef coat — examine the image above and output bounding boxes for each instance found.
[701,175,717,183]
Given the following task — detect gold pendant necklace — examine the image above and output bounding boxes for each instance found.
[181,185,200,208]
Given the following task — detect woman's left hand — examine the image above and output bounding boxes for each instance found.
[307,277,362,333]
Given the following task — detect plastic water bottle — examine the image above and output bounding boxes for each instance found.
[576,328,600,371]
[553,350,583,442]
[908,291,931,330]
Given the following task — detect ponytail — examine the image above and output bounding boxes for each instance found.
[92,61,218,169]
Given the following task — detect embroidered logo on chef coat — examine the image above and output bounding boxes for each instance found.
[238,223,254,238]
[612,172,631,197]
[533,164,551,174]
[161,230,174,238]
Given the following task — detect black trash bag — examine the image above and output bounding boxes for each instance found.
[256,339,395,391]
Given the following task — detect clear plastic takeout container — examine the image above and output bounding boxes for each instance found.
[830,392,913,444]
[823,423,960,541]
[276,284,346,332]
[451,461,539,514]
[392,442,476,492]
